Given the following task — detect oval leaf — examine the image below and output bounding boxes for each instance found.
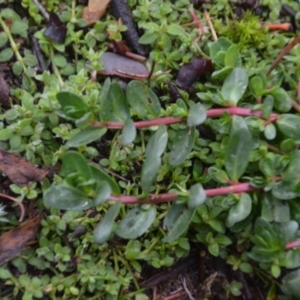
[188,183,207,208]
[66,127,107,147]
[163,203,184,231]
[126,81,161,118]
[225,116,252,181]
[162,206,195,243]
[121,118,136,145]
[282,269,300,297]
[141,156,161,194]
[56,91,90,120]
[221,68,249,105]
[90,165,121,195]
[277,114,300,140]
[93,181,112,206]
[60,151,92,180]
[93,201,122,244]
[146,125,168,158]
[187,103,207,127]
[115,205,156,239]
[226,193,252,227]
[44,185,92,210]
[169,126,195,166]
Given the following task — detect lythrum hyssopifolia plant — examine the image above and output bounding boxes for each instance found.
[43,36,300,297]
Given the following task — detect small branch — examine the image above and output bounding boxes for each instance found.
[204,7,217,41]
[109,183,256,204]
[32,0,49,20]
[91,108,278,129]
[267,35,300,76]
[0,193,25,222]
[263,23,293,32]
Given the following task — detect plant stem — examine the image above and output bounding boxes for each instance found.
[49,44,64,88]
[109,182,256,204]
[0,15,27,72]
[92,108,278,129]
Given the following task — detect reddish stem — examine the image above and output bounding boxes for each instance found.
[108,183,256,204]
[285,240,300,250]
[0,193,25,222]
[91,108,278,129]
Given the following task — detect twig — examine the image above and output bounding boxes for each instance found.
[32,0,49,20]
[263,23,292,32]
[204,7,217,41]
[0,193,25,222]
[267,36,300,76]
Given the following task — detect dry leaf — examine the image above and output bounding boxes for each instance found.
[0,213,42,265]
[82,0,111,25]
[0,149,48,185]
[0,73,9,107]
[98,52,149,80]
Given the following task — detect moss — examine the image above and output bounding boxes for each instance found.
[214,11,268,51]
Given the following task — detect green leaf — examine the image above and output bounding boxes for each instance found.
[90,165,121,195]
[0,48,13,62]
[121,118,136,145]
[53,54,67,68]
[99,81,130,122]
[167,24,186,36]
[188,184,206,208]
[277,114,300,140]
[281,269,300,297]
[272,181,298,200]
[225,116,252,181]
[109,82,130,122]
[224,44,241,68]
[60,151,92,180]
[146,125,168,158]
[285,249,300,269]
[208,167,229,183]
[261,194,290,222]
[139,32,159,44]
[56,91,90,120]
[0,32,8,48]
[0,128,13,141]
[262,95,274,119]
[115,205,156,239]
[162,206,195,243]
[282,150,300,182]
[93,181,111,206]
[169,126,195,166]
[226,193,252,227]
[249,75,266,97]
[126,81,161,118]
[93,201,122,244]
[264,123,276,140]
[163,203,184,231]
[141,156,161,194]
[66,127,107,147]
[221,68,249,105]
[211,66,233,79]
[187,103,207,126]
[209,37,233,66]
[269,87,292,112]
[44,185,92,210]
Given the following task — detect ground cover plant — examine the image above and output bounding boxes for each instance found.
[1,0,300,299]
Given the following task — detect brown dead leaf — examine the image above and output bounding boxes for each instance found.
[82,0,111,25]
[0,213,42,265]
[98,52,149,80]
[0,73,9,107]
[0,149,48,185]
